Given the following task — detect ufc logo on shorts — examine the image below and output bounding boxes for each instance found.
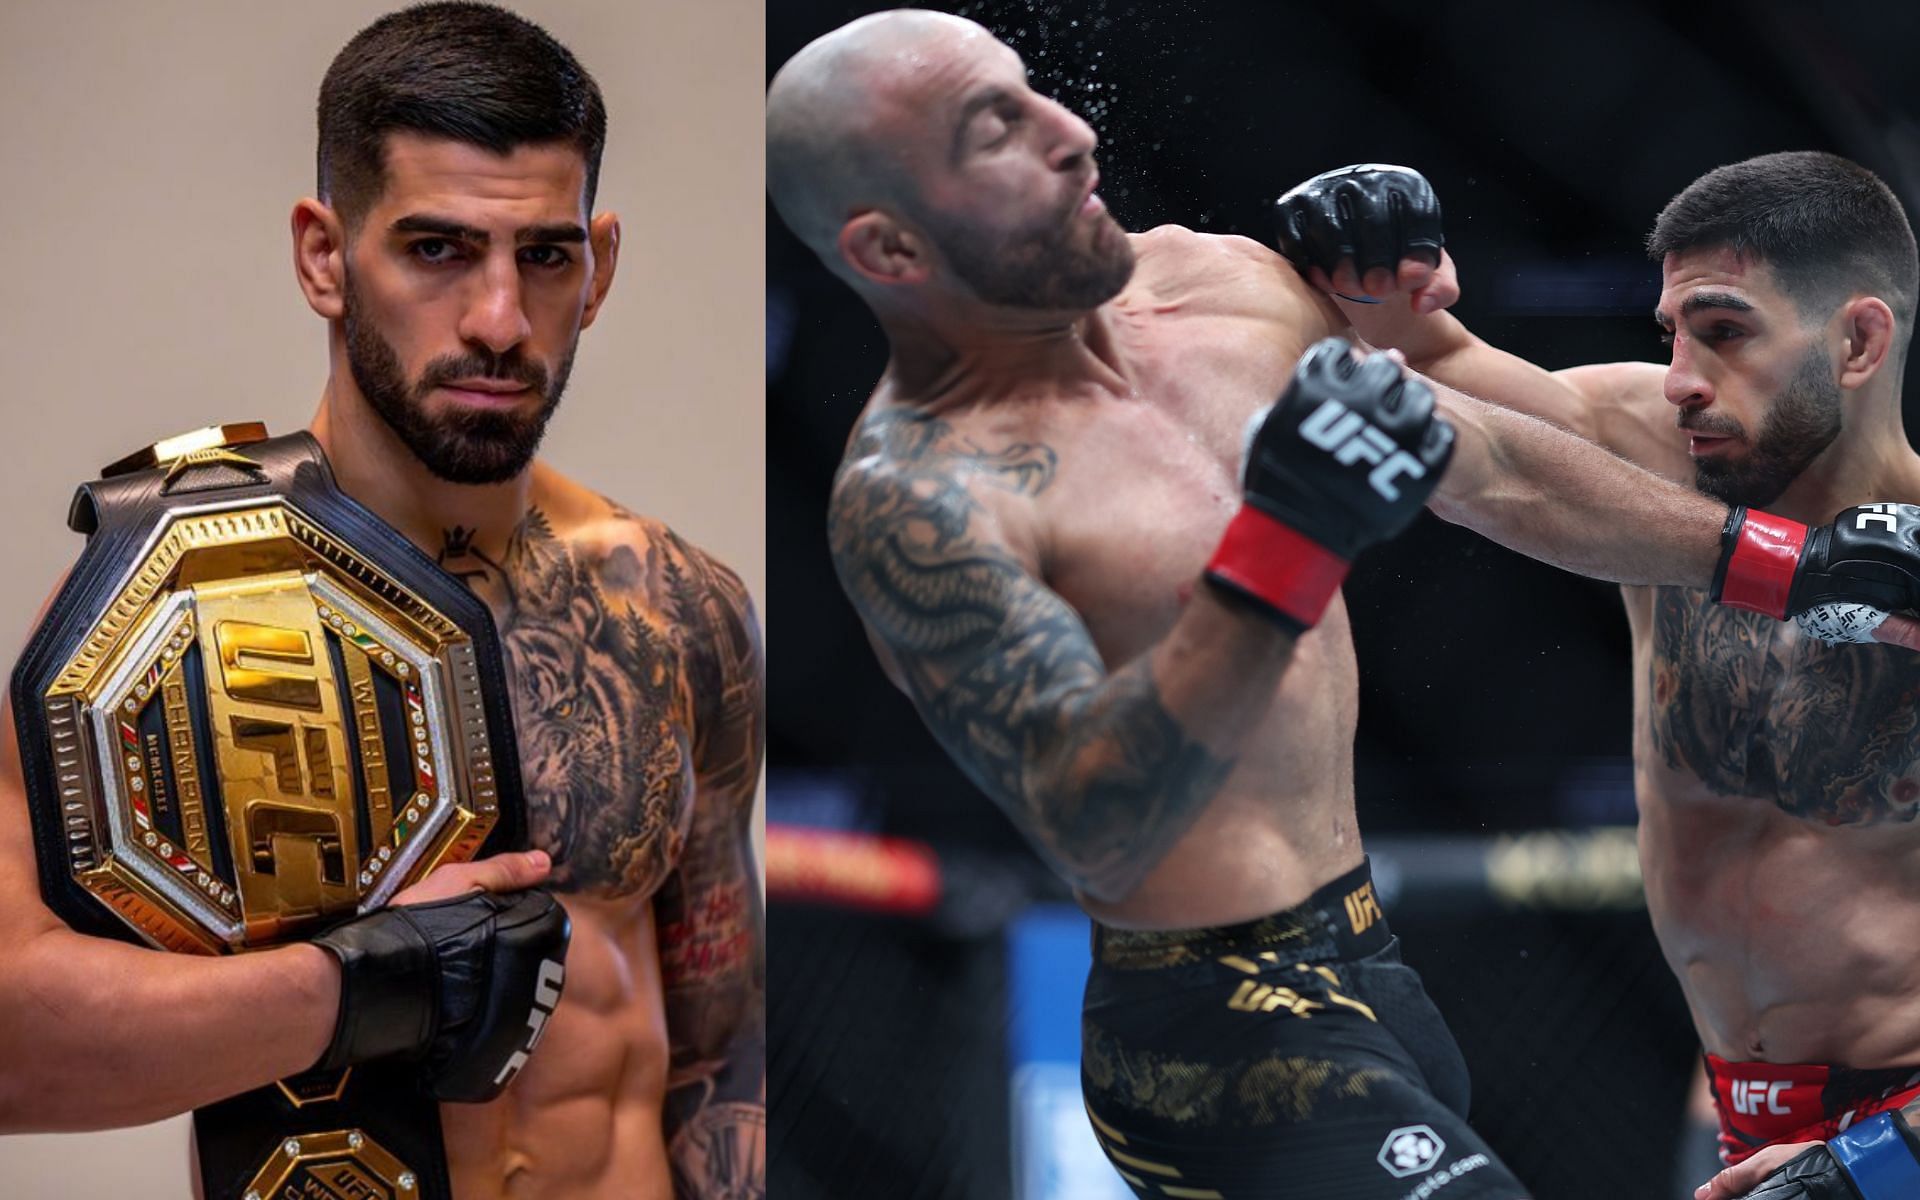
[1731,1079,1793,1117]
[494,958,566,1086]
[1299,399,1426,501]
[1856,502,1901,533]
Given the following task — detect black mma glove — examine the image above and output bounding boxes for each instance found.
[1273,164,1444,290]
[311,888,571,1102]
[1741,1111,1920,1200]
[1206,337,1454,631]
[1713,503,1920,620]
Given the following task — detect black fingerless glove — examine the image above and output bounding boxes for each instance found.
[312,888,571,1101]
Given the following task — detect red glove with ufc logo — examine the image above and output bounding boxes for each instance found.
[1714,502,1920,620]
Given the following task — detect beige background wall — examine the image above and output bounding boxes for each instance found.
[0,1,763,1194]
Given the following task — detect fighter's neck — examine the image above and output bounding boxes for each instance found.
[309,378,534,566]
[878,302,1133,409]
[1764,406,1920,524]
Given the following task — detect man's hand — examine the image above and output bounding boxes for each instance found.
[1274,163,1459,313]
[390,848,552,905]
[1695,1140,1823,1199]
[310,848,570,1101]
[1717,503,1920,625]
[1701,1110,1920,1199]
[1205,337,1454,631]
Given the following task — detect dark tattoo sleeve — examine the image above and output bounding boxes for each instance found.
[655,538,765,1200]
[827,410,1233,900]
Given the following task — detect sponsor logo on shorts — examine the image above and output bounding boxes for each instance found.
[1730,1079,1793,1117]
[1344,882,1383,934]
[1399,1153,1491,1200]
[1378,1125,1444,1178]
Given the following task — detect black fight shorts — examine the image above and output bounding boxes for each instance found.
[1080,858,1529,1200]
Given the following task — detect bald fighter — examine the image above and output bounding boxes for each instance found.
[769,14,1920,1199]
[0,6,763,1198]
[1278,154,1920,1200]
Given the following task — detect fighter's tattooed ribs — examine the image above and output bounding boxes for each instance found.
[1648,587,1920,824]
[829,408,1233,896]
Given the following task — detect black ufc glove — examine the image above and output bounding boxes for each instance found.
[1273,164,1444,285]
[1206,337,1454,631]
[1741,1111,1920,1200]
[1714,503,1920,619]
[312,888,571,1101]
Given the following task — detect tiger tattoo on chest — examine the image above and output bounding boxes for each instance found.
[1646,586,1920,825]
[440,509,707,896]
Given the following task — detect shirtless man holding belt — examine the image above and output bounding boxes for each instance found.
[0,6,763,1197]
[768,11,1920,1198]
[1278,153,1920,1200]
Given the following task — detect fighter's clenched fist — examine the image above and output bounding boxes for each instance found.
[1206,337,1454,632]
[1717,501,1920,621]
[1274,164,1449,304]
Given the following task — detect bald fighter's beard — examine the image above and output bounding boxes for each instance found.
[342,272,574,485]
[929,191,1135,311]
[1685,342,1842,508]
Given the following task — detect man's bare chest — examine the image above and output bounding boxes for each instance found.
[1644,585,1920,825]
[1030,330,1313,660]
[442,518,697,899]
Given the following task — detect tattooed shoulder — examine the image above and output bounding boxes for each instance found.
[1647,586,1920,825]
[438,503,757,896]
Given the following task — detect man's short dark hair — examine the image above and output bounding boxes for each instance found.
[318,2,607,230]
[1648,151,1919,336]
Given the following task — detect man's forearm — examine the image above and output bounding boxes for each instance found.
[0,928,337,1130]
[927,581,1292,904]
[1429,386,1723,586]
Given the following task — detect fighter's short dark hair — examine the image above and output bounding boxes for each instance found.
[1648,151,1918,331]
[317,2,607,230]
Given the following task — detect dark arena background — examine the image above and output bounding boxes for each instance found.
[765,3,1920,1197]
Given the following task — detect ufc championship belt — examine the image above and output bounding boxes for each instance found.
[10,424,528,1200]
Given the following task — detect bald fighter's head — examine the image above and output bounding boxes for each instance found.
[767,9,1133,313]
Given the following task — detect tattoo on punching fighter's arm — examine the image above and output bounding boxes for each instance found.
[654,539,765,1200]
[828,411,1234,901]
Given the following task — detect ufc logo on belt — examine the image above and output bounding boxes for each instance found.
[1731,1079,1794,1117]
[1298,399,1427,500]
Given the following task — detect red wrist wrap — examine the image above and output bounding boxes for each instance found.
[1719,510,1809,619]
[1205,506,1349,628]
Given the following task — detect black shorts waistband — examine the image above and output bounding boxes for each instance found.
[1092,857,1391,970]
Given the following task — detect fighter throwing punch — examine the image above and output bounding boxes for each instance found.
[1276,155,1920,1200]
[770,12,1920,1198]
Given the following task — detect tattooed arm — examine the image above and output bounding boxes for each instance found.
[827,412,1296,904]
[656,537,765,1200]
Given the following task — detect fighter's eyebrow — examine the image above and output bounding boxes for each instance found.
[513,223,588,246]
[1680,291,1755,318]
[951,86,1013,162]
[391,214,491,243]
[389,215,588,245]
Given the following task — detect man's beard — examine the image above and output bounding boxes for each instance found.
[930,194,1135,311]
[1687,343,1843,508]
[343,274,573,485]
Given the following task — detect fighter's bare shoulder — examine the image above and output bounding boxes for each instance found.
[1551,359,1683,476]
[1126,222,1340,327]
[830,401,1053,599]
[522,464,756,704]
